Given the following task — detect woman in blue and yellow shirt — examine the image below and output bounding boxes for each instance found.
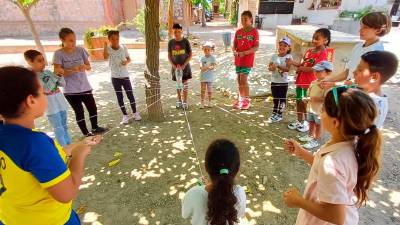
[0,66,101,225]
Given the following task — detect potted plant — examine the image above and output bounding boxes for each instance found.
[84,26,114,61]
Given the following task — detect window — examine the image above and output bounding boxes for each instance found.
[309,0,342,10]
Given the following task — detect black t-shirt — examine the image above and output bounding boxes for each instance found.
[168,38,192,80]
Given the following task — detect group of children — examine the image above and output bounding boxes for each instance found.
[0,9,399,225]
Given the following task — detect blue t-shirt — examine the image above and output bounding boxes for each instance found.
[199,55,216,82]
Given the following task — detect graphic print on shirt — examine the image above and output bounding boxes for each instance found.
[172,45,186,57]
[0,156,6,196]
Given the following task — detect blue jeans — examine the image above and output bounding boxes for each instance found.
[48,110,71,146]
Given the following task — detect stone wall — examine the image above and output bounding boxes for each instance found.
[0,0,106,37]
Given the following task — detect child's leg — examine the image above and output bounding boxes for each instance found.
[81,92,99,130]
[60,110,71,145]
[207,82,212,102]
[309,121,315,138]
[112,78,128,115]
[182,80,189,103]
[177,89,182,102]
[278,83,289,115]
[122,78,137,113]
[271,83,279,114]
[65,94,89,135]
[296,101,303,122]
[241,74,249,99]
[47,111,66,146]
[237,73,242,100]
[200,82,206,103]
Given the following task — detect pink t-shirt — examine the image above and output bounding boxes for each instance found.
[296,141,359,225]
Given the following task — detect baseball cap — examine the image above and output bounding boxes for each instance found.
[202,41,214,48]
[313,61,333,72]
[279,37,291,46]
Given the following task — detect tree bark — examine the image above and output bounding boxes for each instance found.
[145,0,164,121]
[18,4,48,65]
[201,7,206,27]
[168,0,174,39]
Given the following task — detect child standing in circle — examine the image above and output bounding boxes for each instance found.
[182,139,246,225]
[284,87,382,225]
[24,50,71,147]
[199,42,217,109]
[0,66,101,225]
[287,28,330,133]
[232,10,259,110]
[168,23,193,110]
[322,12,391,85]
[53,27,107,136]
[268,36,293,122]
[299,61,332,149]
[103,30,141,124]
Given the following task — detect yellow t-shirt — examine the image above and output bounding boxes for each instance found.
[0,124,72,225]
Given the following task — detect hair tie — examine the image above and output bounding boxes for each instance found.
[364,125,376,135]
[219,169,229,175]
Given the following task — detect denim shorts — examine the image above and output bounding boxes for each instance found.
[307,112,320,124]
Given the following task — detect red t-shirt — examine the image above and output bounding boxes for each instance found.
[295,48,328,89]
[234,27,259,68]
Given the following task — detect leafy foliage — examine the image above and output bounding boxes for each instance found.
[339,6,374,21]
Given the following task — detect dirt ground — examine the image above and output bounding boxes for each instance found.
[9,22,399,225]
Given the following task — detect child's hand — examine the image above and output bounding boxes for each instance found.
[238,52,245,57]
[344,79,354,86]
[233,51,239,57]
[285,58,293,66]
[268,64,277,71]
[283,188,303,208]
[121,60,128,66]
[84,135,102,146]
[78,64,86,72]
[201,176,209,185]
[296,66,307,72]
[284,139,303,158]
[302,98,309,104]
[319,80,335,90]
[54,68,65,76]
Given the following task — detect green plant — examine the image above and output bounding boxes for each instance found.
[134,7,168,40]
[84,26,115,49]
[339,6,374,21]
[229,0,239,26]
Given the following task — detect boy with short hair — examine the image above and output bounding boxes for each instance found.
[300,61,333,149]
[354,50,398,128]
[232,10,259,110]
[168,23,193,110]
[24,49,71,147]
[103,30,141,124]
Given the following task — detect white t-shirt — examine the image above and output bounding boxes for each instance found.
[270,53,293,83]
[182,185,246,225]
[346,41,384,79]
[296,141,359,225]
[107,45,130,78]
[369,92,389,128]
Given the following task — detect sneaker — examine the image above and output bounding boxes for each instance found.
[232,100,241,109]
[274,114,283,122]
[241,99,250,110]
[121,115,129,124]
[297,121,309,133]
[206,101,213,108]
[288,120,301,130]
[176,101,182,109]
[268,113,277,122]
[303,139,320,149]
[133,112,142,121]
[299,134,313,142]
[92,126,108,134]
[182,103,189,110]
[85,132,95,137]
[200,102,205,109]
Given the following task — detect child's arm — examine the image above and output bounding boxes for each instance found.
[268,62,276,71]
[297,66,314,73]
[284,139,314,165]
[103,42,109,59]
[182,52,192,69]
[46,136,101,203]
[54,64,78,77]
[283,188,346,225]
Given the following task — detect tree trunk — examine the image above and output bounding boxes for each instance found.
[201,7,206,27]
[19,6,48,65]
[229,0,238,26]
[145,0,164,121]
[168,0,174,39]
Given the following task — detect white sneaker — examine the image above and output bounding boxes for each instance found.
[133,112,142,121]
[200,102,205,109]
[299,134,313,142]
[182,103,189,110]
[121,115,129,124]
[288,120,301,130]
[274,114,283,122]
[206,101,213,108]
[303,139,320,149]
[297,121,309,133]
[176,101,182,109]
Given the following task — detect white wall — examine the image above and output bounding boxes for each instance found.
[259,14,293,29]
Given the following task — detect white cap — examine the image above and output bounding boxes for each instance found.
[202,41,214,48]
[279,37,291,46]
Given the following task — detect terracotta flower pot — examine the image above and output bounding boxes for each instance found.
[85,36,108,61]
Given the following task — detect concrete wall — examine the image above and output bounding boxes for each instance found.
[0,0,106,37]
[259,14,293,29]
